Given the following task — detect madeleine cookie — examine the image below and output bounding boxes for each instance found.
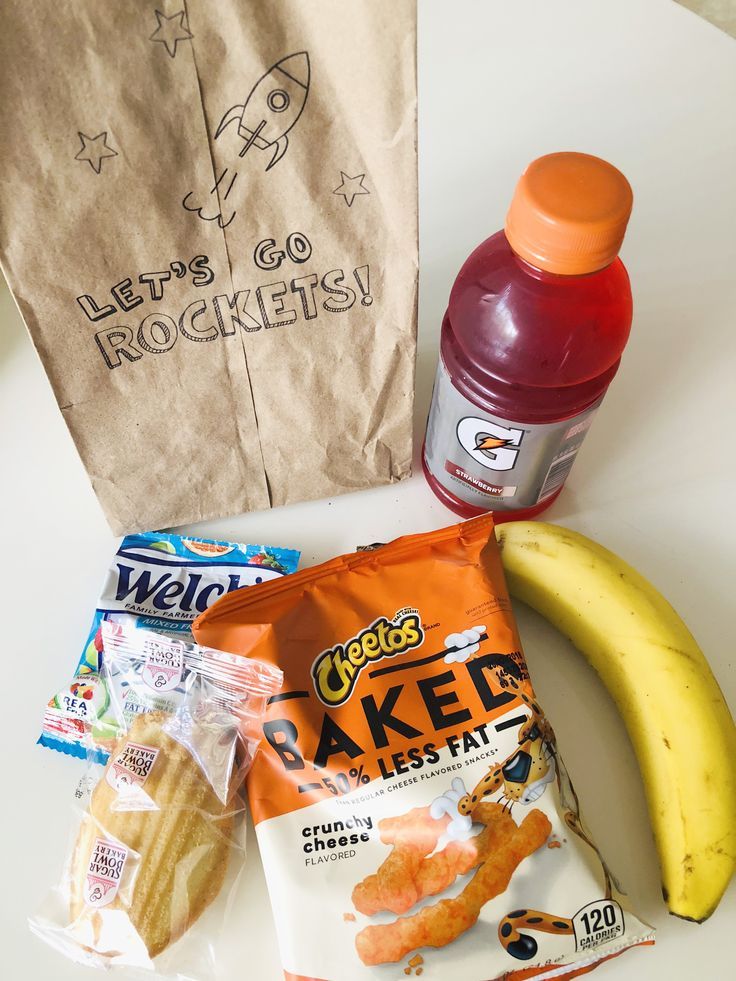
[70,711,234,958]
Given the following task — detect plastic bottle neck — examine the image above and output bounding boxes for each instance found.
[510,242,617,282]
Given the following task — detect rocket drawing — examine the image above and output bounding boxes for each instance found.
[217,51,310,170]
[183,51,311,228]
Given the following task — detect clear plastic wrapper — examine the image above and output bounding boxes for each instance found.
[31,622,283,977]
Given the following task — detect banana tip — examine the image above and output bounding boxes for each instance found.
[664,887,715,924]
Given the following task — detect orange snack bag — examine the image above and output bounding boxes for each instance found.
[194,516,653,980]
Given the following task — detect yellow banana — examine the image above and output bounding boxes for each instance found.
[495,520,736,922]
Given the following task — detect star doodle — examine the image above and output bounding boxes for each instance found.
[74,131,118,174]
[149,9,193,58]
[332,171,370,207]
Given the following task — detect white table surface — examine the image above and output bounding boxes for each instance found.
[2,0,735,978]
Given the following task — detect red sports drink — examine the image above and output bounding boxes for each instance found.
[423,152,633,520]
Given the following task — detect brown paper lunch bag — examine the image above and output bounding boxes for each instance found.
[0,0,418,533]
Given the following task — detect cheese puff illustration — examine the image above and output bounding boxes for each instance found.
[352,802,500,917]
[355,807,551,965]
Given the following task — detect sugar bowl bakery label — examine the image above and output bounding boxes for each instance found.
[83,838,129,908]
[142,638,184,691]
[106,741,160,791]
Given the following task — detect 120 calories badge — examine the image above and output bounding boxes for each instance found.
[573,899,625,951]
[141,638,184,692]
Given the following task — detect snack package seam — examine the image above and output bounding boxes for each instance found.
[202,515,492,624]
[528,936,655,981]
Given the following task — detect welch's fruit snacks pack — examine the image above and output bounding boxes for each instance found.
[40,531,299,762]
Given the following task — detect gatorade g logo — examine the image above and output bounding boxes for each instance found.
[311,614,424,706]
[457,417,524,472]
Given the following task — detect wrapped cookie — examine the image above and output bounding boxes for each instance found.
[31,623,282,976]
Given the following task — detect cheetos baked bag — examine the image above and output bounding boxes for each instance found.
[193,516,654,980]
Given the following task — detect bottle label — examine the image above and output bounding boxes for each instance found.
[424,358,601,510]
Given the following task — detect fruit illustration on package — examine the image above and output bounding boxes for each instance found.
[69,681,95,702]
[249,550,288,573]
[496,521,736,922]
[149,540,177,554]
[51,675,109,724]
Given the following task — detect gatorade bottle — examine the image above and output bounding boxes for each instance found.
[423,152,633,520]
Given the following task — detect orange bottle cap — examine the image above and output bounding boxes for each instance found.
[504,152,633,276]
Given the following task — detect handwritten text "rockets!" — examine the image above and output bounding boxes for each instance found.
[89,262,374,370]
